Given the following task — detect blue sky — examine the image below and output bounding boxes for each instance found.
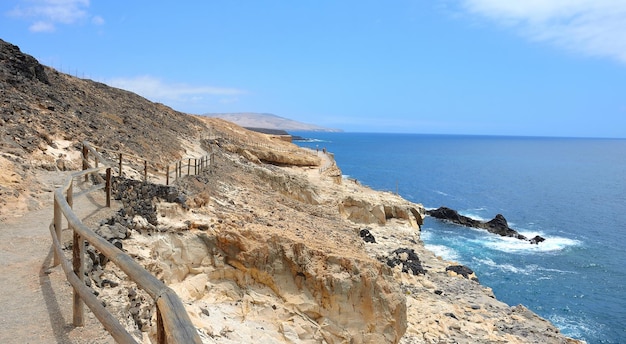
[2,1,626,138]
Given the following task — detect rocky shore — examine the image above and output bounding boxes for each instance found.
[81,138,581,343]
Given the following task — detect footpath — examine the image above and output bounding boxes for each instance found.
[0,170,118,343]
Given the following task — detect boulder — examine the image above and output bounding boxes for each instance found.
[386,248,426,275]
[359,228,376,243]
[340,196,424,228]
[530,235,546,245]
[446,265,479,282]
[339,197,386,225]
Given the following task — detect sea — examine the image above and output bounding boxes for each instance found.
[293,132,626,344]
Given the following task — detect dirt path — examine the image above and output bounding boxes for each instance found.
[0,171,119,343]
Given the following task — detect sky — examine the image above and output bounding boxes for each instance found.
[2,0,626,138]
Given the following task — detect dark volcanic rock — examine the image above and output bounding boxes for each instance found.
[485,214,527,240]
[359,228,376,243]
[427,206,482,228]
[112,176,188,225]
[529,235,546,245]
[427,206,539,244]
[0,39,49,85]
[445,265,474,278]
[446,265,479,282]
[387,248,426,275]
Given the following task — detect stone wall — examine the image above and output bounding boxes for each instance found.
[111,176,187,225]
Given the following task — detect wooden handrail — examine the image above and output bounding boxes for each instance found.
[50,142,202,343]
[49,222,136,344]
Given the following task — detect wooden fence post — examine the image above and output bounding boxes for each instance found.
[53,197,62,266]
[187,158,191,175]
[72,231,85,326]
[156,307,165,344]
[82,145,88,182]
[144,160,148,182]
[118,153,123,177]
[194,158,197,175]
[67,179,73,209]
[105,168,112,208]
[166,165,170,185]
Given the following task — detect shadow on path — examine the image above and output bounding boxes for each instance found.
[39,245,73,344]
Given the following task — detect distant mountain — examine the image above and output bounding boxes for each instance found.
[203,113,342,132]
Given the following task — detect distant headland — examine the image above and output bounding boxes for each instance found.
[203,112,342,132]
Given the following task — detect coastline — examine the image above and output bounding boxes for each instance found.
[87,138,583,343]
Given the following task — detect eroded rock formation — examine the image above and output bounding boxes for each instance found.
[151,230,407,343]
[339,195,425,228]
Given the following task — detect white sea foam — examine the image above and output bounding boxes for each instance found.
[458,211,489,222]
[299,138,329,143]
[482,233,580,254]
[424,244,460,261]
[548,314,600,343]
[474,257,526,274]
[434,190,449,196]
[474,258,575,275]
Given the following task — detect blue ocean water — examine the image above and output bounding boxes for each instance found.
[294,132,626,344]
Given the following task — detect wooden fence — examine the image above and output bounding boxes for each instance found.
[49,141,205,343]
[85,143,212,186]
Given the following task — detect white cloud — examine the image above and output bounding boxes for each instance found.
[29,20,56,33]
[460,0,626,63]
[108,76,246,112]
[9,0,104,32]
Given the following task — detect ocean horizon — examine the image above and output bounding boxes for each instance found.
[293,132,626,344]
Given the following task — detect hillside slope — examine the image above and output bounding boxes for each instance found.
[0,39,318,218]
[0,39,204,162]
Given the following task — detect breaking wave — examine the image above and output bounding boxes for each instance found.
[481,232,581,254]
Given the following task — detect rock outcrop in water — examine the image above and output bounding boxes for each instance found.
[427,206,546,244]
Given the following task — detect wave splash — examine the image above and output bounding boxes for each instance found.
[424,243,460,261]
[481,231,581,254]
[473,257,576,276]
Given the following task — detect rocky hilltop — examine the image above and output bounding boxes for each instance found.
[0,39,581,343]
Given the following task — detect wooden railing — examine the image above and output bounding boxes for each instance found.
[49,142,203,344]
[85,143,212,186]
